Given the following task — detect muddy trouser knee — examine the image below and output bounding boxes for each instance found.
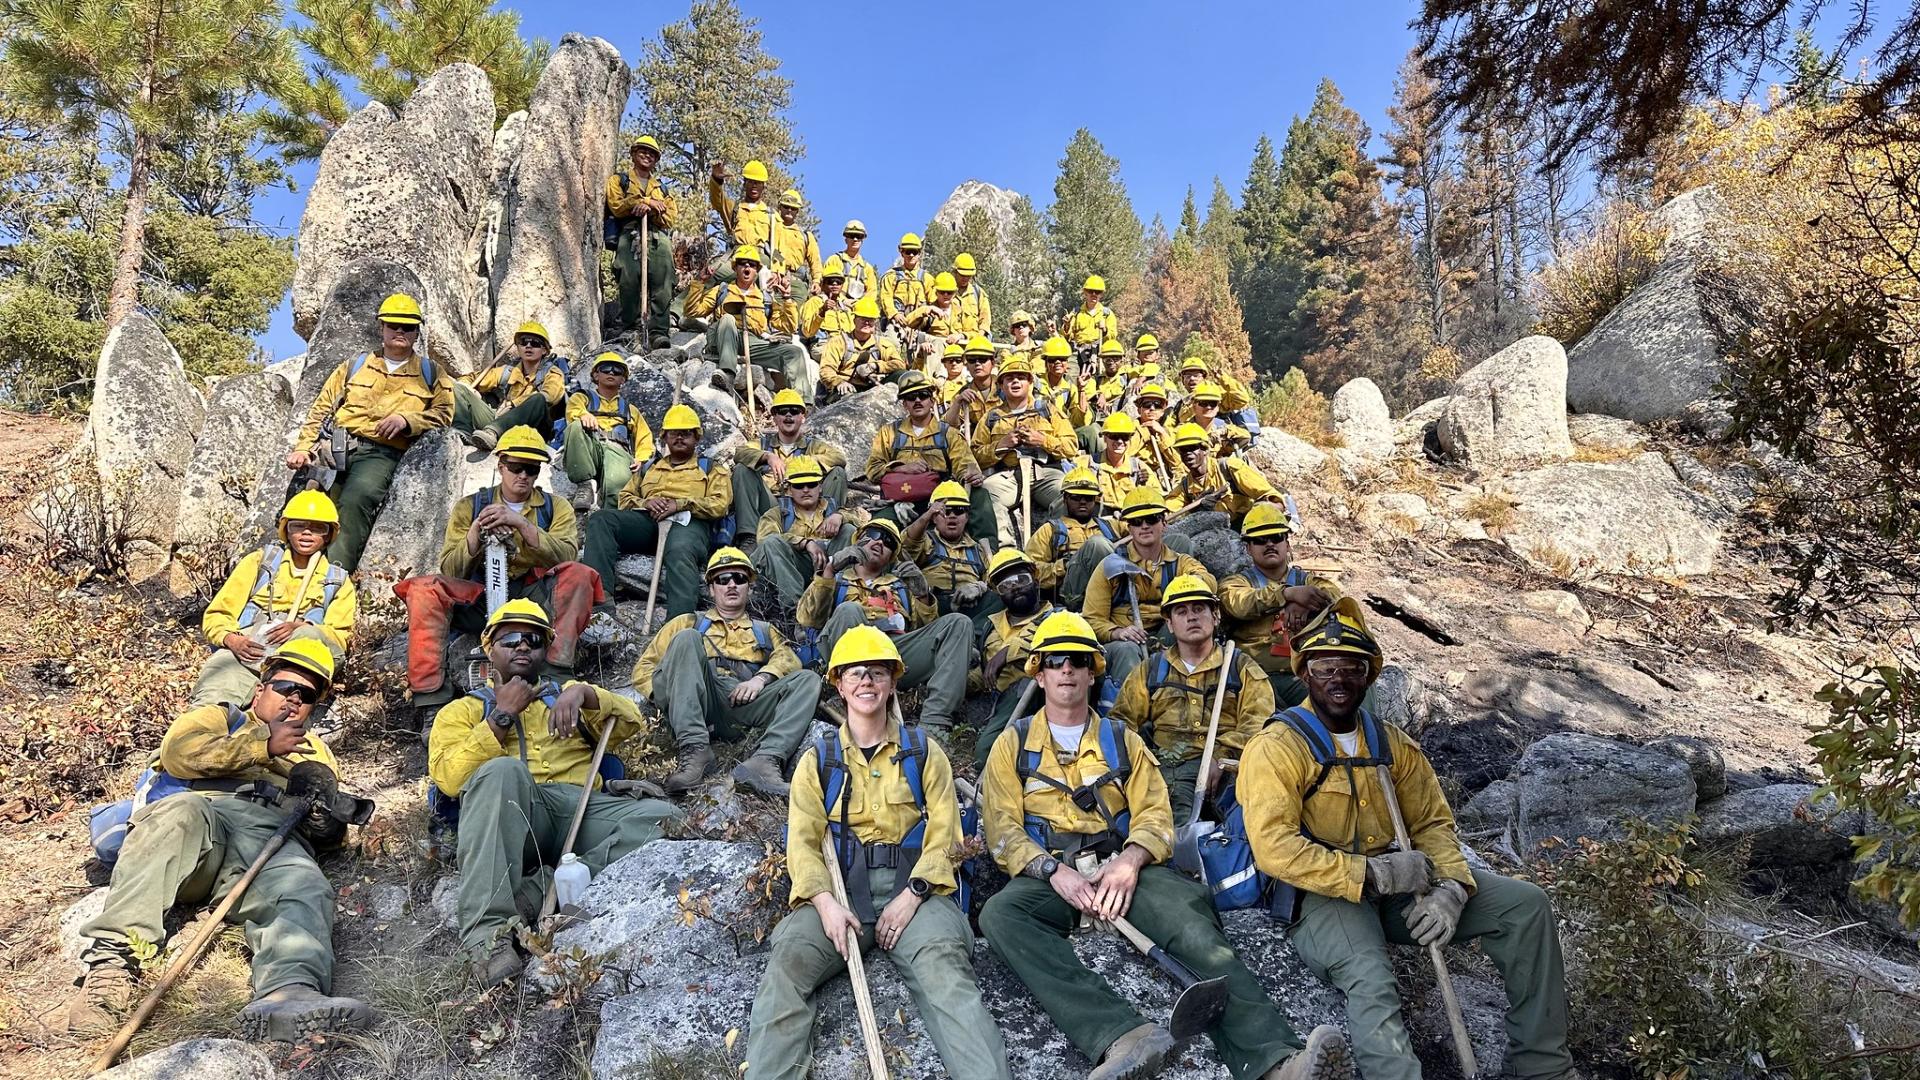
[649,627,731,751]
[751,541,813,608]
[562,422,633,502]
[326,442,401,573]
[732,670,823,761]
[1060,535,1115,610]
[451,382,497,435]
[190,625,341,708]
[731,464,775,531]
[516,562,605,670]
[974,676,1034,771]
[893,612,972,732]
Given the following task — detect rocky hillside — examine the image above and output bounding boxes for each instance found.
[932,178,1024,249]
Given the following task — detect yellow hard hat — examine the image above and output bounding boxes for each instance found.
[1172,422,1211,449]
[899,232,922,251]
[897,370,934,395]
[852,296,881,320]
[770,387,807,410]
[941,343,964,361]
[705,546,753,580]
[1242,502,1294,540]
[1136,382,1169,403]
[931,480,970,508]
[1162,573,1219,610]
[495,425,552,462]
[1136,363,1162,381]
[1083,274,1107,293]
[1010,310,1035,327]
[484,597,552,644]
[1042,336,1072,359]
[630,135,661,155]
[933,272,958,293]
[828,624,904,679]
[953,253,977,274]
[998,356,1033,379]
[513,320,550,344]
[1024,611,1106,677]
[732,245,764,266]
[858,517,902,548]
[742,159,770,183]
[779,188,802,208]
[377,293,423,326]
[1120,485,1169,520]
[1061,466,1100,495]
[1289,595,1383,682]
[785,454,826,486]
[662,404,702,432]
[965,335,996,358]
[987,548,1037,582]
[279,490,339,543]
[843,219,867,236]
[592,351,630,375]
[1099,339,1124,358]
[1101,412,1138,438]
[1190,382,1224,403]
[1179,356,1211,375]
[264,638,336,692]
[1135,333,1160,352]
[821,256,847,280]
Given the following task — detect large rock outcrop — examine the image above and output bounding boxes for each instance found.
[354,429,494,594]
[1330,378,1393,460]
[806,383,900,479]
[488,36,630,360]
[1510,733,1697,854]
[290,64,494,376]
[1438,335,1574,470]
[1245,429,1331,485]
[86,313,207,549]
[1490,451,1726,577]
[931,179,1024,254]
[171,372,294,557]
[471,110,527,298]
[97,1038,276,1080]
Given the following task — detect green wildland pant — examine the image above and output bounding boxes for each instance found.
[980,865,1304,1079]
[81,795,337,997]
[648,626,822,759]
[562,421,635,508]
[819,602,972,732]
[710,315,813,402]
[746,864,1011,1080]
[1290,867,1571,1080]
[452,756,682,952]
[973,675,1036,772]
[190,624,341,709]
[580,511,714,619]
[729,463,851,535]
[451,381,556,438]
[750,525,856,608]
[326,440,403,573]
[616,221,674,344]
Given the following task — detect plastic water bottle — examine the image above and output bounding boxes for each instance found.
[554,852,591,909]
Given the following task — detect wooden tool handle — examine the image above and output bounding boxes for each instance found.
[822,831,890,1080]
[540,709,618,919]
[1189,641,1236,827]
[1375,764,1478,1076]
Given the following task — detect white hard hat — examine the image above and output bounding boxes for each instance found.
[843,219,867,236]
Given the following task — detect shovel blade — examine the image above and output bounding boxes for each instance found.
[1101,551,1147,581]
[1172,820,1213,877]
[1168,974,1230,1040]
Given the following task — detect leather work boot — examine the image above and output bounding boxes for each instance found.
[1266,1025,1353,1080]
[462,427,500,452]
[731,754,790,798]
[570,479,598,514]
[473,940,525,988]
[663,746,717,794]
[1088,1022,1175,1080]
[65,961,135,1035]
[238,984,377,1042]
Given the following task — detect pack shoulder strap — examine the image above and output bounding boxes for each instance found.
[1277,705,1394,802]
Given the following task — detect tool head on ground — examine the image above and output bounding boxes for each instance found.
[1167,969,1230,1040]
[1242,502,1293,542]
[263,638,336,695]
[827,624,905,682]
[1024,611,1106,677]
[484,597,553,644]
[770,387,807,413]
[286,759,340,807]
[278,490,339,544]
[376,293,423,326]
[1101,413,1138,439]
[784,454,826,487]
[1062,466,1101,497]
[1119,486,1169,522]
[1190,382,1224,405]
[1172,422,1211,451]
[1042,335,1072,360]
[495,425,552,464]
[987,548,1036,585]
[731,245,763,270]
[933,271,958,294]
[1083,274,1107,294]
[931,480,970,511]
[852,296,881,321]
[953,252,977,275]
[591,351,629,377]
[705,546,753,582]
[779,188,803,209]
[1135,333,1160,354]
[661,404,702,432]
[898,232,922,251]
[742,159,770,183]
[1290,595,1383,683]
[843,219,866,237]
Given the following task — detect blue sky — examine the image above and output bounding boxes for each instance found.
[252,0,1424,360]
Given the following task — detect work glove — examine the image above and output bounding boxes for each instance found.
[1405,878,1469,946]
[895,560,931,599]
[1364,850,1435,898]
[828,546,862,573]
[954,580,989,605]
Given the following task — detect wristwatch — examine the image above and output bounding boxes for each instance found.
[1028,856,1061,881]
[906,877,932,898]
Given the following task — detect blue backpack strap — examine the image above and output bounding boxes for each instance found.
[1097,518,1119,542]
[238,543,287,626]
[1244,565,1270,589]
[1285,565,1308,587]
[303,563,348,624]
[891,580,911,616]
[778,496,795,532]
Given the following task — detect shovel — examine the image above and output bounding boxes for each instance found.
[1100,550,1149,636]
[1109,914,1229,1040]
[640,510,691,632]
[1174,640,1237,876]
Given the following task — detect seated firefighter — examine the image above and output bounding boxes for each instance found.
[864,370,993,534]
[286,292,452,572]
[1220,503,1336,705]
[1240,598,1574,1080]
[1024,465,1123,611]
[427,600,683,986]
[632,548,824,798]
[69,640,377,1041]
[1169,422,1283,529]
[901,480,1000,640]
[973,354,1080,549]
[817,296,905,397]
[393,426,601,712]
[455,320,569,452]
[561,351,654,512]
[977,612,1349,1080]
[581,404,733,623]
[731,387,849,533]
[750,454,862,609]
[796,518,974,737]
[1081,486,1214,692]
[1109,575,1274,822]
[744,626,1012,1080]
[685,244,810,405]
[971,548,1066,770]
[193,490,355,708]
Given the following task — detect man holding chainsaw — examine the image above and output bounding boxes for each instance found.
[1081,487,1213,691]
[286,292,452,572]
[978,612,1349,1080]
[1109,575,1274,822]
[581,404,732,623]
[70,640,377,1042]
[1239,599,1573,1080]
[972,354,1079,549]
[394,426,601,714]
[454,320,569,453]
[429,599,682,986]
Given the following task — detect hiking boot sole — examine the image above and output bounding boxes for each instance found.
[239,996,376,1043]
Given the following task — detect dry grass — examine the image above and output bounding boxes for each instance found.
[128,930,256,1056]
[1527,541,1580,580]
[1253,369,1341,448]
[1380,512,1424,536]
[1572,443,1643,464]
[1462,491,1519,530]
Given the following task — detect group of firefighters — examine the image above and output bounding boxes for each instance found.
[62,138,1578,1080]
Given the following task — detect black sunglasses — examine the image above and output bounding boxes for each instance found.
[771,406,804,417]
[711,571,751,586]
[380,322,419,333]
[494,631,548,651]
[593,364,626,377]
[499,460,541,476]
[1039,653,1094,671]
[900,390,933,402]
[515,335,546,348]
[265,679,321,705]
[1129,514,1166,528]
[787,479,820,490]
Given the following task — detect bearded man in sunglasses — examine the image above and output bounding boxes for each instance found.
[393,426,602,714]
[1239,599,1573,1080]
[633,547,823,797]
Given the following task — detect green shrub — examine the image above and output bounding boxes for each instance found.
[1253,367,1337,446]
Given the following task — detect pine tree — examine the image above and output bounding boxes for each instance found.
[268,0,548,160]
[1001,195,1055,327]
[1236,132,1292,366]
[1176,187,1200,244]
[633,0,804,234]
[1381,50,1475,354]
[1200,177,1244,266]
[0,0,294,330]
[1047,128,1144,319]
